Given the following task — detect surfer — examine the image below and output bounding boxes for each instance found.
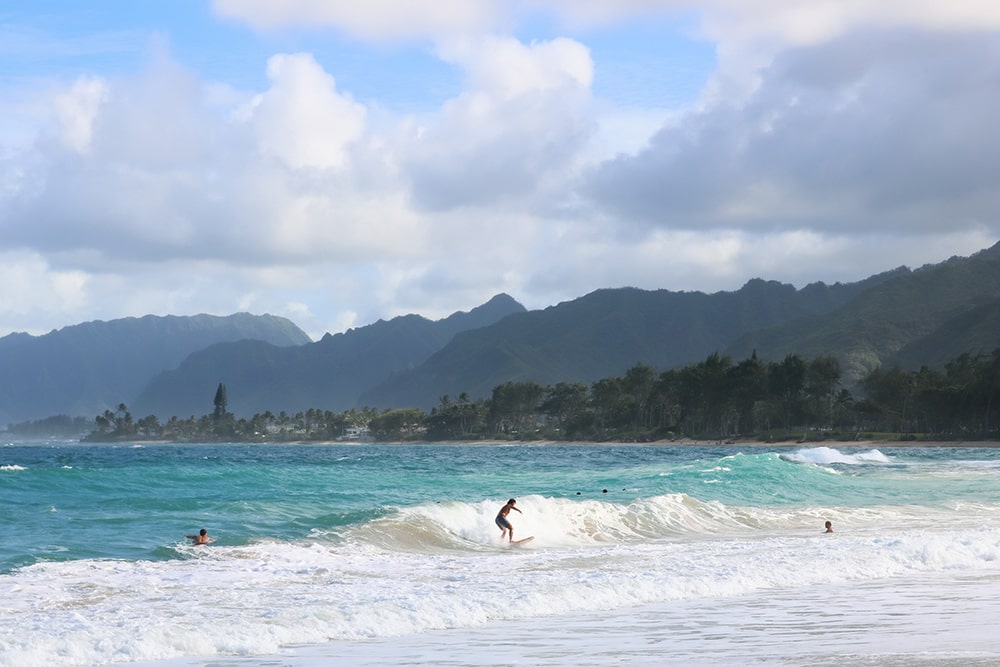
[824,521,833,533]
[495,498,522,543]
[186,528,214,545]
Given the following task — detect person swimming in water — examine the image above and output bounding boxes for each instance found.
[186,528,214,545]
[495,498,522,543]
[824,521,833,533]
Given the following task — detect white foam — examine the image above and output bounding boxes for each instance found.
[784,446,891,465]
[0,464,26,471]
[3,504,1000,667]
[125,570,1000,667]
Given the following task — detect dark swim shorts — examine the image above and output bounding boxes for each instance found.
[496,515,512,530]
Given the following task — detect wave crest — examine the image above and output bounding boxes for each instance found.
[333,493,829,553]
[782,446,891,466]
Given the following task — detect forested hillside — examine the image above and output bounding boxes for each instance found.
[724,242,1000,383]
[5,243,999,429]
[358,271,902,410]
[130,294,526,418]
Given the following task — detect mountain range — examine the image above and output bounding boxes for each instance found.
[2,242,998,425]
[0,313,309,425]
[130,294,525,419]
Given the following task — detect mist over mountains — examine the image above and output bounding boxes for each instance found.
[2,242,999,426]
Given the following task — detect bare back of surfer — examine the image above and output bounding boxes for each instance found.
[495,498,522,543]
[186,528,213,545]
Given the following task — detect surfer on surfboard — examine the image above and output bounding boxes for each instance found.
[495,498,522,543]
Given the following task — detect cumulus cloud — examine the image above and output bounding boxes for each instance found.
[2,2,999,342]
[0,34,600,337]
[585,29,1000,235]
[52,76,108,153]
[214,0,1000,45]
[0,251,90,331]
[243,53,366,169]
[0,49,419,270]
[690,0,1000,47]
[403,36,595,210]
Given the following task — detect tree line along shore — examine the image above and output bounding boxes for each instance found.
[6,347,999,445]
[90,347,1000,443]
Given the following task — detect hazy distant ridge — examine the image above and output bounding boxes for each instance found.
[2,244,999,425]
[0,313,310,424]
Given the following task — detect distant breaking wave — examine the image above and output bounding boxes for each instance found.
[782,446,891,465]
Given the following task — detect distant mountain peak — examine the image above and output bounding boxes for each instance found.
[464,293,525,316]
[740,278,793,291]
[481,293,520,307]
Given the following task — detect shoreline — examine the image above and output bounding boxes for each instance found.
[254,437,1000,448]
[439,438,1000,448]
[11,436,1000,448]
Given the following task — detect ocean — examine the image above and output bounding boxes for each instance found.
[2,441,999,666]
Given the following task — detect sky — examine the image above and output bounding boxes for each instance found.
[1,1,998,342]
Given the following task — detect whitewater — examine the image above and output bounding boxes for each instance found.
[1,441,999,666]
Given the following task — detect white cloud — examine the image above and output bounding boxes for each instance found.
[1,50,424,271]
[0,251,91,335]
[215,0,1000,45]
[213,0,504,42]
[211,1,1000,115]
[439,35,593,97]
[1,2,999,343]
[403,36,595,210]
[243,53,366,169]
[52,76,108,153]
[692,0,1000,46]
[585,30,1000,236]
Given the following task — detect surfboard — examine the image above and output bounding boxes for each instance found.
[511,536,534,546]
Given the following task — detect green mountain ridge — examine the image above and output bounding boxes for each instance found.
[724,243,1000,384]
[357,269,907,410]
[886,295,1000,370]
[130,294,526,418]
[3,243,998,425]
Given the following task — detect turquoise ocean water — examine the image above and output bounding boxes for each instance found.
[2,441,1000,666]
